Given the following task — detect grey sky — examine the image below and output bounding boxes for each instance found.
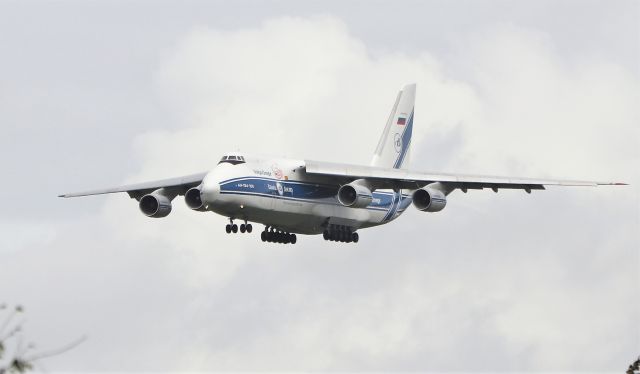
[0,0,638,371]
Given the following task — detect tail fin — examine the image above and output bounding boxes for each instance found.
[370,83,415,169]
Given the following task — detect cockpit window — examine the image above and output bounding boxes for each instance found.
[218,154,246,165]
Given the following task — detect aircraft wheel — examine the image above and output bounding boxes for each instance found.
[261,231,266,242]
[232,224,238,233]
[225,224,231,234]
[291,234,297,244]
[246,224,253,233]
[352,232,359,243]
[323,230,329,240]
[240,224,246,233]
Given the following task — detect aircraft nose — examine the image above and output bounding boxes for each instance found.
[200,174,220,206]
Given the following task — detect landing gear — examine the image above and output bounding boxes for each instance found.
[323,224,359,244]
[261,226,297,244]
[225,219,251,234]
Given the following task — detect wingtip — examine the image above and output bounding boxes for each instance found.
[58,194,66,198]
[601,182,629,186]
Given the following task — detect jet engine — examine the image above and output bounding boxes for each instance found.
[185,186,206,211]
[412,186,447,212]
[337,183,373,208]
[139,190,172,218]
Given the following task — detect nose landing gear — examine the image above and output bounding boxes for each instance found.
[225,219,252,234]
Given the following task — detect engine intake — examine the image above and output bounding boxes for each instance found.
[185,187,206,211]
[337,183,373,208]
[139,192,172,218]
[412,187,447,212]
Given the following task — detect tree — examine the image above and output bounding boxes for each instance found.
[0,304,84,373]
[627,355,640,374]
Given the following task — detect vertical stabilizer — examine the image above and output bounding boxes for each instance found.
[370,83,415,169]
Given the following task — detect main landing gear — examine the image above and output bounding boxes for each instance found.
[261,226,297,244]
[225,219,252,234]
[323,224,359,243]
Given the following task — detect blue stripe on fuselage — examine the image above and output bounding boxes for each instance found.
[218,177,410,212]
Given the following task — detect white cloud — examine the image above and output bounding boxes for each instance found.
[4,14,637,372]
[0,221,57,254]
[89,16,636,371]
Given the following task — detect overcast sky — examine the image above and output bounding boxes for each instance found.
[0,0,638,372]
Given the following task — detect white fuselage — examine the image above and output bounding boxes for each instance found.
[199,157,413,234]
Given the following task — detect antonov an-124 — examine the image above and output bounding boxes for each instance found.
[60,84,626,244]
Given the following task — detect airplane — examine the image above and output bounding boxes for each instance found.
[59,84,626,244]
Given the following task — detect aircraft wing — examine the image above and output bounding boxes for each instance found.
[303,160,625,192]
[58,172,207,200]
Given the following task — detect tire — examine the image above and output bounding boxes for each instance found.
[290,234,297,244]
[240,224,246,233]
[352,232,359,243]
[246,224,253,233]
[323,230,329,240]
[261,231,266,242]
[225,224,231,234]
[232,224,238,233]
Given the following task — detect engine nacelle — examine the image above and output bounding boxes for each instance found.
[139,192,172,218]
[185,187,206,211]
[412,187,447,212]
[337,183,373,208]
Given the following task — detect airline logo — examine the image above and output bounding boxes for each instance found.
[272,165,284,180]
[394,133,402,152]
[397,116,407,125]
